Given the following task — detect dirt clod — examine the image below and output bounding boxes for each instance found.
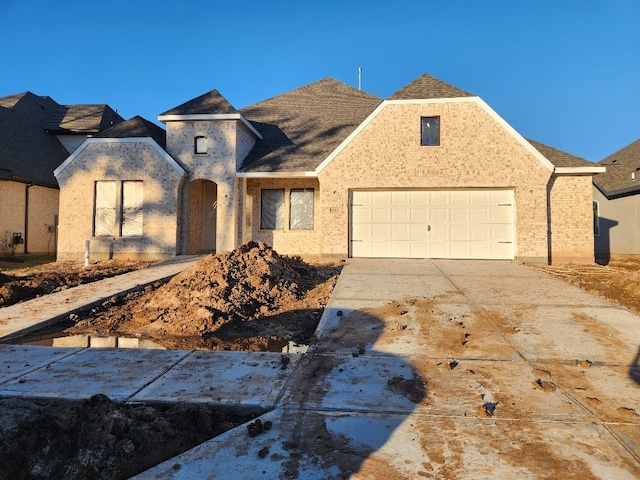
[533,378,557,392]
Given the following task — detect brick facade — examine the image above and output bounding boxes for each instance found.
[547,175,595,263]
[56,140,183,261]
[0,180,58,256]
[318,100,554,261]
[164,120,256,254]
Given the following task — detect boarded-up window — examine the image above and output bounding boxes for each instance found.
[94,181,116,236]
[94,180,143,237]
[122,181,143,236]
[290,188,314,230]
[261,189,284,230]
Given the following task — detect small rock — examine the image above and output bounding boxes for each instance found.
[258,446,269,458]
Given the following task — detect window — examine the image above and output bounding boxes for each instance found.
[593,201,600,236]
[94,181,117,236]
[290,188,314,230]
[94,180,143,237]
[194,136,208,154]
[261,189,284,230]
[421,116,440,146]
[121,181,143,236]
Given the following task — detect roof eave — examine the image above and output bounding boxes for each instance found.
[554,166,607,175]
[157,113,263,140]
[237,171,317,178]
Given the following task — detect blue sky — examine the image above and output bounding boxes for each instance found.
[1,0,638,161]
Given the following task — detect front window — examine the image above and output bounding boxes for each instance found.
[290,188,314,230]
[195,136,208,154]
[421,116,440,146]
[94,180,143,237]
[261,189,284,230]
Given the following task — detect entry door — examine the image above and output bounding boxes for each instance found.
[203,183,217,251]
[350,189,515,259]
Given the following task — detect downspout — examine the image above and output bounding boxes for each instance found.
[24,182,33,254]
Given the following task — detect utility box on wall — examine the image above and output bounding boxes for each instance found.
[12,232,23,245]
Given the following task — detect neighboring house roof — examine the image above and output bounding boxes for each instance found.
[527,139,594,169]
[0,90,126,188]
[44,104,124,134]
[94,116,167,149]
[0,91,61,128]
[593,137,640,198]
[239,78,382,173]
[0,106,69,188]
[159,89,239,116]
[387,73,475,100]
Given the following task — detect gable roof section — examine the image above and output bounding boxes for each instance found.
[0,91,61,128]
[238,78,382,174]
[0,106,69,188]
[387,73,475,100]
[159,89,239,116]
[526,139,603,173]
[44,104,125,134]
[94,116,167,149]
[593,137,640,198]
[158,89,262,138]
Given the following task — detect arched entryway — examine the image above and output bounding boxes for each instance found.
[184,179,217,254]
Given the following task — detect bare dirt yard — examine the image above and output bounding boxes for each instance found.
[527,258,640,314]
[0,260,157,308]
[0,242,341,479]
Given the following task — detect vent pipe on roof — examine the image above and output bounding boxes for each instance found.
[358,67,362,91]
[632,171,636,182]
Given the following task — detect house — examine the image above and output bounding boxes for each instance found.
[593,138,640,260]
[54,73,604,264]
[0,92,124,256]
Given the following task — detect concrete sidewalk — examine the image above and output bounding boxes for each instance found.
[0,255,202,340]
[0,258,639,478]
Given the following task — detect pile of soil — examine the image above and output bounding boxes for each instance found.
[0,394,253,480]
[0,261,156,308]
[68,242,341,350]
[528,258,640,314]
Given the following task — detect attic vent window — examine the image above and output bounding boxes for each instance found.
[420,116,440,146]
[194,136,208,154]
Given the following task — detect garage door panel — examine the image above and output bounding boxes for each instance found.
[350,189,515,259]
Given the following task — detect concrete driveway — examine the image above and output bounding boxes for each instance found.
[138,258,640,479]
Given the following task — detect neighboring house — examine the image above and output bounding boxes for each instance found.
[54,74,604,264]
[0,92,124,256]
[593,138,640,259]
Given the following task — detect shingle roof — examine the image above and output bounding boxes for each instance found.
[94,116,167,149]
[387,73,475,100]
[526,138,594,168]
[593,138,640,197]
[160,90,239,116]
[44,104,124,133]
[0,106,69,188]
[239,78,382,172]
[0,91,61,128]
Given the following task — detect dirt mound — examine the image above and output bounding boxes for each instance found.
[71,242,340,343]
[0,394,250,480]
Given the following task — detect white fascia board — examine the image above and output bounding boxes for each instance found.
[554,166,607,175]
[237,171,318,178]
[54,138,186,177]
[157,113,263,140]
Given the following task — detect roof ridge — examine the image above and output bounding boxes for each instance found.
[387,73,474,100]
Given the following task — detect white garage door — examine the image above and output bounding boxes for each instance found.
[350,190,515,259]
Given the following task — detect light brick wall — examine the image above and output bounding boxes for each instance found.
[55,141,183,262]
[318,101,552,260]
[245,178,321,255]
[0,180,59,256]
[165,120,256,253]
[546,175,595,263]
